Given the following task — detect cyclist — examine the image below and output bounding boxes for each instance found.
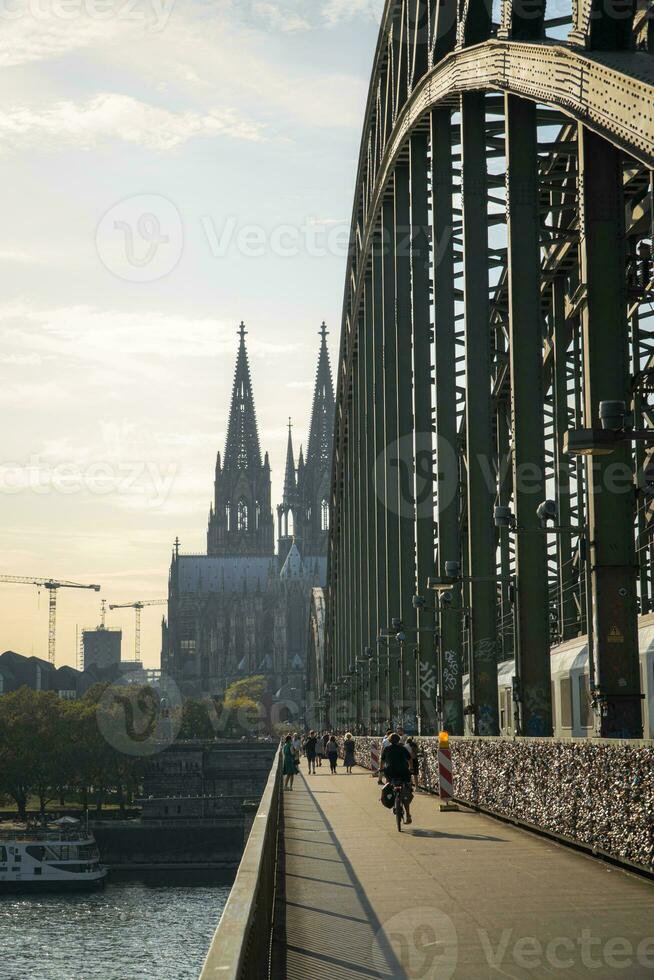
[381,732,413,824]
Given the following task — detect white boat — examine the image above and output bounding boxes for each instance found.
[0,818,107,892]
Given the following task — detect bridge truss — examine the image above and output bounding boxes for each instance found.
[325,0,654,739]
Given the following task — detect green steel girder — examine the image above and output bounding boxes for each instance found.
[325,0,654,740]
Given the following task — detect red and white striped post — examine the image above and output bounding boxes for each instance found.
[438,731,458,812]
[371,740,381,780]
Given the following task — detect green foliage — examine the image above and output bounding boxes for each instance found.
[177,699,215,741]
[0,685,147,816]
[223,675,266,707]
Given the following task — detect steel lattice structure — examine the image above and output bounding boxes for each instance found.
[324,0,654,740]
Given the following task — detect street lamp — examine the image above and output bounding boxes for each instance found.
[564,399,654,456]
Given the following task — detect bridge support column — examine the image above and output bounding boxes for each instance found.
[552,277,577,642]
[395,159,418,730]
[410,126,438,734]
[578,125,642,738]
[431,106,464,734]
[505,94,552,736]
[461,92,499,735]
[372,222,393,727]
[362,284,375,731]
[382,187,402,725]
[354,311,366,729]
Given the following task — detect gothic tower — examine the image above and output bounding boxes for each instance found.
[295,322,335,557]
[207,323,274,556]
[277,420,297,559]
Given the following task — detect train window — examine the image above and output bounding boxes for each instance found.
[500,706,506,730]
[505,690,512,731]
[560,677,572,727]
[579,674,593,728]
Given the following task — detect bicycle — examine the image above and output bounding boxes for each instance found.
[391,779,405,832]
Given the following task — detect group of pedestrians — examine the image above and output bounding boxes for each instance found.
[282,730,360,788]
[282,726,420,795]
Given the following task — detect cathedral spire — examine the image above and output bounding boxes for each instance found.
[224,322,262,471]
[283,418,296,503]
[306,322,335,469]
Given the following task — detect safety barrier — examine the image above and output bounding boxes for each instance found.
[341,736,654,874]
[200,749,282,980]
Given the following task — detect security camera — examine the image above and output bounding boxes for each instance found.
[441,591,453,606]
[412,594,426,609]
[536,499,558,525]
[494,505,514,528]
[599,400,626,432]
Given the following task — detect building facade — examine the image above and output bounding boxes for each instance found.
[163,323,334,700]
[82,627,122,670]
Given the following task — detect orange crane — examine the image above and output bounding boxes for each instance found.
[108,599,167,661]
[0,575,101,665]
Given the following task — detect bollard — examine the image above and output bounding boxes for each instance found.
[371,740,381,781]
[438,731,458,812]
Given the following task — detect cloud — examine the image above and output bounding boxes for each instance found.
[240,0,383,31]
[0,93,268,151]
[251,1,311,32]
[0,303,297,384]
[321,0,384,26]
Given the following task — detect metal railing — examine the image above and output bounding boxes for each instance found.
[199,748,282,980]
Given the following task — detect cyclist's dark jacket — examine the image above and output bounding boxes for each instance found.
[381,744,411,781]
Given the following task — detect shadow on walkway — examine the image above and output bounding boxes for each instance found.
[273,774,405,979]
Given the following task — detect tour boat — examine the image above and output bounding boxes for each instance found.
[0,818,107,892]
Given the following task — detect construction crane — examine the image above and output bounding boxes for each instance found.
[0,575,101,665]
[108,599,167,661]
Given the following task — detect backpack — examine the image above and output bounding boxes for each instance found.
[380,784,395,809]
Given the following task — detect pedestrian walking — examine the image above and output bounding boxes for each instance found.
[406,736,420,790]
[283,734,296,791]
[378,728,393,784]
[315,733,325,767]
[305,730,318,774]
[326,734,339,773]
[343,732,356,773]
[291,731,301,767]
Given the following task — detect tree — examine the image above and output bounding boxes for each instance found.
[177,699,215,741]
[0,688,67,817]
[223,675,267,706]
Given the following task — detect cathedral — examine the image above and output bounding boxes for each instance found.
[162,322,334,701]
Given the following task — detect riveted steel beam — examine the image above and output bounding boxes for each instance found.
[395,159,417,728]
[409,126,438,734]
[578,124,642,738]
[431,106,464,735]
[461,92,499,736]
[505,94,552,736]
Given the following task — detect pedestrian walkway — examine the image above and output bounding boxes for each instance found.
[273,762,654,979]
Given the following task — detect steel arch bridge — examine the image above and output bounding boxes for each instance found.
[323,0,654,740]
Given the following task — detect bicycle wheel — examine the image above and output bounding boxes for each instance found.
[395,794,403,832]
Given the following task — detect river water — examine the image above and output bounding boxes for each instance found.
[1,878,231,979]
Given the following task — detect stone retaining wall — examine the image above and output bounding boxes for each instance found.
[340,736,654,873]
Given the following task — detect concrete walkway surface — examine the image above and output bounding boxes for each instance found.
[273,763,654,979]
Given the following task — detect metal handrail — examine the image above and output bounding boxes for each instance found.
[199,748,282,980]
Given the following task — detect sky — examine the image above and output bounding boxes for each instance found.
[0,0,385,668]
